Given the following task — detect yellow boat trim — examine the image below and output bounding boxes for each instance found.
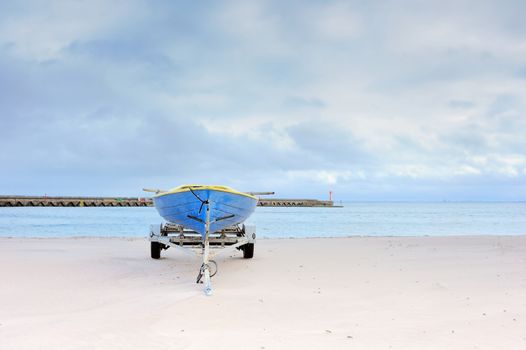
[154,184,258,200]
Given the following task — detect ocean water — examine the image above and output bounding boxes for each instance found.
[0,202,524,238]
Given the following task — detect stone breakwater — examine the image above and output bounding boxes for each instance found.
[0,196,338,207]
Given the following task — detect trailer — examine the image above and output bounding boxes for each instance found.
[148,222,256,295]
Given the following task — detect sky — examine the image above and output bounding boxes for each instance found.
[0,0,525,200]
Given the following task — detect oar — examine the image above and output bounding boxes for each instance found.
[142,188,167,194]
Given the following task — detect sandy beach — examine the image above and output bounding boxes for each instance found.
[1,236,525,349]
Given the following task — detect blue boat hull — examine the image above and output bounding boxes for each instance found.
[153,189,257,237]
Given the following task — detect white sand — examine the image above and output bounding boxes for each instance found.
[0,236,525,349]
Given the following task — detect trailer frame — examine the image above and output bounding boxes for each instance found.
[148,220,256,295]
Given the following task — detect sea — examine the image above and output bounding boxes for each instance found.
[0,202,524,238]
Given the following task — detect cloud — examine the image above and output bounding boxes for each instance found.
[0,0,524,200]
[286,169,358,186]
[0,0,146,61]
[449,100,475,109]
[283,96,326,109]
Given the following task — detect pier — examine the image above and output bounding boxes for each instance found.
[257,198,335,207]
[0,196,151,207]
[0,196,338,207]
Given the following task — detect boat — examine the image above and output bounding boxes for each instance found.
[146,185,258,295]
[152,185,258,236]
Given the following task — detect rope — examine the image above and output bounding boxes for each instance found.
[189,187,209,214]
[196,260,218,283]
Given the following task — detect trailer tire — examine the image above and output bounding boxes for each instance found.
[151,241,161,259]
[242,243,254,259]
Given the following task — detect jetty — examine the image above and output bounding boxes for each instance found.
[0,195,338,207]
[0,196,151,207]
